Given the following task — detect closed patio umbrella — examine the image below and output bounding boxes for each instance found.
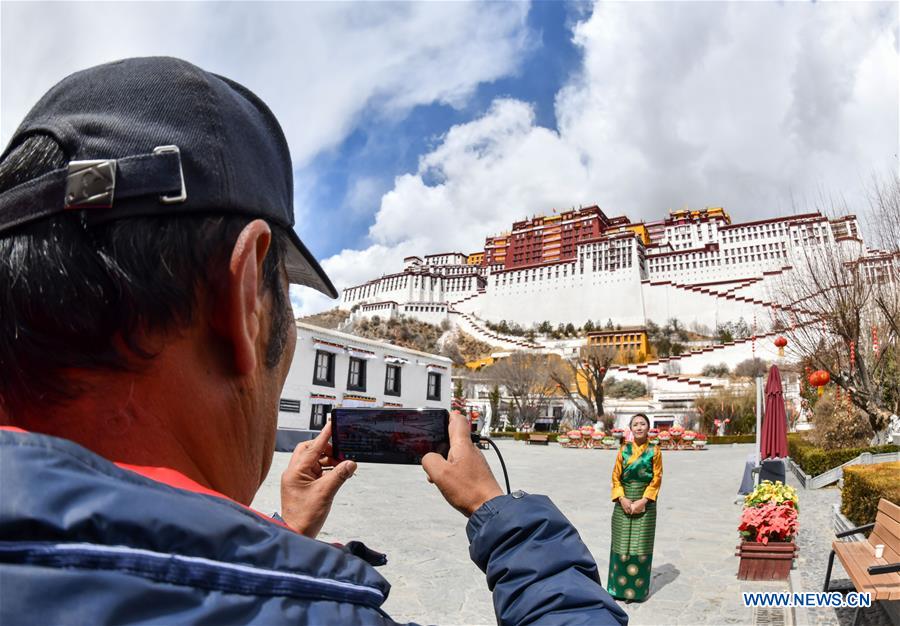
[761,365,789,460]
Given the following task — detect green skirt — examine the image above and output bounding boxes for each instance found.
[607,481,656,601]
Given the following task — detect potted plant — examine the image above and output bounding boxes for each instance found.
[669,425,684,449]
[656,429,671,449]
[693,433,707,449]
[648,428,660,445]
[611,427,625,441]
[736,481,799,580]
[682,430,696,446]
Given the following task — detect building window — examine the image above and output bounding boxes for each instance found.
[427,372,442,401]
[385,364,402,396]
[310,404,331,431]
[313,350,335,386]
[347,357,367,391]
[279,398,301,413]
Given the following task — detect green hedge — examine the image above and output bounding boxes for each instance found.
[487,432,753,445]
[788,434,899,478]
[707,435,755,445]
[841,462,900,527]
[489,432,561,442]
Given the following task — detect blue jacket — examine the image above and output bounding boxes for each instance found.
[0,429,627,625]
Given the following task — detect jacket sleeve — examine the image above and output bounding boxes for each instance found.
[610,447,625,501]
[467,494,628,626]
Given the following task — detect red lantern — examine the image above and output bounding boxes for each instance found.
[808,370,830,396]
[774,336,787,357]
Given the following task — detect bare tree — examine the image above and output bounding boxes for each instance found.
[482,352,558,427]
[548,344,617,425]
[772,177,900,442]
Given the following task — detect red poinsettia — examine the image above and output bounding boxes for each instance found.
[739,502,798,544]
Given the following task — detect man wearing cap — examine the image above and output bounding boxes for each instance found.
[0,57,627,625]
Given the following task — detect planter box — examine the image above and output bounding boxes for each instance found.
[735,542,796,581]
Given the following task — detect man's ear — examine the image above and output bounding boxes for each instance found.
[217,220,272,375]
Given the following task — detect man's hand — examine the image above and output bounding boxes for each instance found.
[280,422,356,538]
[422,411,503,517]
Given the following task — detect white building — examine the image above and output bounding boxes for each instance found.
[276,322,452,451]
[340,205,892,390]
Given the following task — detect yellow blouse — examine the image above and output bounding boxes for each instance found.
[610,441,663,502]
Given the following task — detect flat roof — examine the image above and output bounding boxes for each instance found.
[295,321,453,363]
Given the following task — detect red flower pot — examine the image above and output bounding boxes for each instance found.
[735,542,796,581]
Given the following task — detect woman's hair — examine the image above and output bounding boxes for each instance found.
[630,413,650,428]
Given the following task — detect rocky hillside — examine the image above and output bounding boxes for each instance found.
[297,308,350,329]
[298,309,495,365]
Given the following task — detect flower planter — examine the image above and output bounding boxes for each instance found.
[735,542,796,580]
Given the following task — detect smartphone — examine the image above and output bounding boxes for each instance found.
[331,408,450,465]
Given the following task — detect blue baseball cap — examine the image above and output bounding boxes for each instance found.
[0,56,337,298]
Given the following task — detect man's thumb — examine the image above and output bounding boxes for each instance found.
[322,460,356,495]
[421,452,446,484]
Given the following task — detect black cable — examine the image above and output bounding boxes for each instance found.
[473,435,511,495]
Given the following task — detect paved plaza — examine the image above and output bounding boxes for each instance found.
[253,441,874,626]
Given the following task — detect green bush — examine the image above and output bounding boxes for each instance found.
[841,462,900,527]
[788,434,899,477]
[511,432,559,442]
[707,435,756,445]
[809,389,873,449]
[605,379,648,399]
[701,363,730,377]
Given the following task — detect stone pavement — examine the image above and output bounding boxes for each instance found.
[252,442,867,626]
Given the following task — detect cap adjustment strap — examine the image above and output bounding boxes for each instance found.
[65,160,116,209]
[61,147,185,210]
[0,146,188,235]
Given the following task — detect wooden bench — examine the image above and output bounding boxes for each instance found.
[527,434,549,445]
[824,498,900,625]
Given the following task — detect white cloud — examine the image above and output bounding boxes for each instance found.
[2,2,531,317]
[309,1,898,316]
[344,176,386,218]
[1,2,530,166]
[291,239,425,317]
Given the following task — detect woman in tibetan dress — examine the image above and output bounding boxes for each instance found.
[607,413,662,601]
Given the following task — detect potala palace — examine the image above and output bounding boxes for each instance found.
[339,205,885,395]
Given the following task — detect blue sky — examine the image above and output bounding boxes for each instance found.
[302,1,587,259]
[2,1,897,316]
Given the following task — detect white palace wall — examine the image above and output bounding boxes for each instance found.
[640,282,772,330]
[339,211,874,344]
[477,263,646,327]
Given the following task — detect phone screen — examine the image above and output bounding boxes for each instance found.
[331,408,450,465]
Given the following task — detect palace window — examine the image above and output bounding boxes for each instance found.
[347,357,367,391]
[310,404,330,431]
[427,372,442,401]
[385,365,402,396]
[313,350,335,387]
